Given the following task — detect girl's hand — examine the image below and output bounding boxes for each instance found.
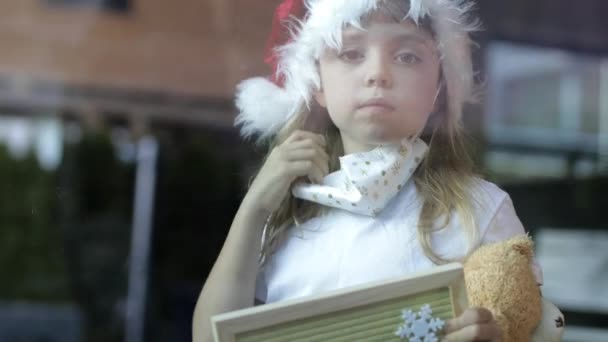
[441,307,502,342]
[246,130,329,214]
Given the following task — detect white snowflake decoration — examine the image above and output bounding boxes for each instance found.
[395,304,445,342]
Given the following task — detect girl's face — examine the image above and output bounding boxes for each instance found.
[314,14,441,154]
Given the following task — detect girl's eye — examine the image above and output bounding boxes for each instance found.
[395,53,421,64]
[338,50,364,62]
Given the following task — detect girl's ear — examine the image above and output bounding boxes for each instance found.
[312,86,327,108]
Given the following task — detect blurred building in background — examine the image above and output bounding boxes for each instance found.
[0,0,277,129]
[0,1,272,342]
[0,0,606,341]
[477,1,608,340]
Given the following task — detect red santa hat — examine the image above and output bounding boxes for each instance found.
[235,0,481,143]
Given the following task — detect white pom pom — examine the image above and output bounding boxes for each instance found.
[234,77,297,144]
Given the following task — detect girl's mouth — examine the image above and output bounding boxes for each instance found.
[357,98,395,113]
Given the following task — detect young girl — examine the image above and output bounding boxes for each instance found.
[194,1,542,341]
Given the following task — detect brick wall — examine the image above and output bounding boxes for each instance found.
[0,0,280,98]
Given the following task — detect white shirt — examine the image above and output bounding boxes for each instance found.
[256,178,543,303]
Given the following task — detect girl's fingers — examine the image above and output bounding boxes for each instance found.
[285,138,329,175]
[286,148,329,181]
[444,308,494,334]
[308,164,325,184]
[287,160,325,184]
[284,130,326,147]
[279,130,330,183]
[286,148,317,161]
[441,322,501,342]
[288,138,329,160]
[311,151,330,181]
[252,130,326,213]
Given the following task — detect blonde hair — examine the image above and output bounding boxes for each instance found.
[256,0,481,266]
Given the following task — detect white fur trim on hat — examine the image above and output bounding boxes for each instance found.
[235,0,481,144]
[235,77,296,142]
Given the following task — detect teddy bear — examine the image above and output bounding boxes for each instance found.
[463,234,565,342]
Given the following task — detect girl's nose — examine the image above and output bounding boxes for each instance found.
[364,52,393,88]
